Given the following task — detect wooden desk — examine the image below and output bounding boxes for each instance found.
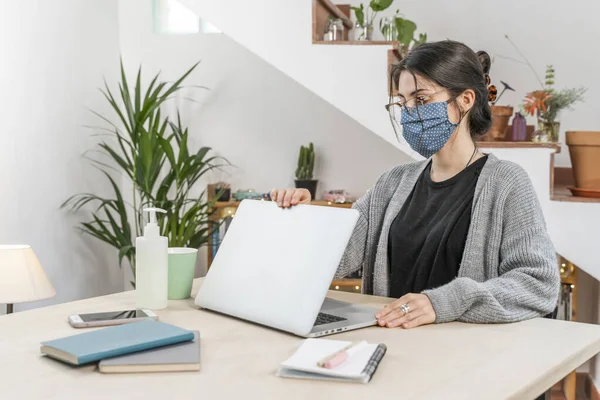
[2,279,600,399]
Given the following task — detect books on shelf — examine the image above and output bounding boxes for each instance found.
[211,216,233,259]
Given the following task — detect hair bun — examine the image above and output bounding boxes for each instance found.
[476,50,491,75]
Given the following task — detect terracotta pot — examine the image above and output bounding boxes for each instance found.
[485,106,513,141]
[566,131,600,189]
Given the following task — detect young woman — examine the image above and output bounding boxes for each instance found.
[271,40,560,329]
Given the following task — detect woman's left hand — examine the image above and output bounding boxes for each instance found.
[375,293,436,329]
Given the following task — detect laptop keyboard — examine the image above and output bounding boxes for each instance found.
[314,312,347,326]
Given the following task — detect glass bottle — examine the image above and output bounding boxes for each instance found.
[380,16,397,41]
[329,18,344,41]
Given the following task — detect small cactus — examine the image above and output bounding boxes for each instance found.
[295,143,315,180]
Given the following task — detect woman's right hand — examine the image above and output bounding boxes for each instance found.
[270,188,311,208]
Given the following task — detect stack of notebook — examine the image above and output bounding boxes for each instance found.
[40,320,200,373]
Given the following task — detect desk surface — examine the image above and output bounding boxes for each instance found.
[1,279,600,400]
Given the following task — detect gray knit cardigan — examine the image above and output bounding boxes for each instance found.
[336,154,560,324]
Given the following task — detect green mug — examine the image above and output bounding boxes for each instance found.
[168,248,198,300]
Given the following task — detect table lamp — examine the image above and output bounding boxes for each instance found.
[0,245,56,314]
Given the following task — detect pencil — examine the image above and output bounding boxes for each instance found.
[316,342,360,368]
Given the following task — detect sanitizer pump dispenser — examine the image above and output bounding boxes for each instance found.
[136,207,168,310]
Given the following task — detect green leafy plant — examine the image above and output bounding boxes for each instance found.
[62,61,228,285]
[351,4,365,27]
[413,32,427,47]
[295,143,315,180]
[520,65,586,124]
[393,15,425,56]
[351,0,394,28]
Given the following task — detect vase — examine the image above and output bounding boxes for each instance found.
[566,131,600,189]
[324,18,344,42]
[354,23,373,41]
[380,17,397,41]
[509,112,527,142]
[534,120,560,143]
[485,106,513,141]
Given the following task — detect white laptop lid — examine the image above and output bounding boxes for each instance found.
[195,199,359,336]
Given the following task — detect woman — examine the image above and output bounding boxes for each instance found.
[271,40,560,329]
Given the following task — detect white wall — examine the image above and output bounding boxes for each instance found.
[0,1,123,312]
[180,0,415,159]
[118,0,409,275]
[340,0,600,167]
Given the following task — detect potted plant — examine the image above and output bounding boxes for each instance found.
[392,14,426,58]
[386,13,425,96]
[566,131,600,191]
[520,65,586,143]
[62,62,229,287]
[294,143,318,200]
[351,0,394,41]
[486,81,516,141]
[214,182,231,202]
[502,35,586,143]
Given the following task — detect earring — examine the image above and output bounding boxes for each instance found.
[488,85,497,103]
[485,74,497,103]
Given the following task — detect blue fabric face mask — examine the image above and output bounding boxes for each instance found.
[399,101,459,158]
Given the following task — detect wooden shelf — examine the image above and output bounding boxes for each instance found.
[477,141,561,153]
[551,165,600,203]
[551,185,600,203]
[330,278,361,293]
[313,40,395,45]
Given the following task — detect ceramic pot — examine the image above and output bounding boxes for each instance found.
[566,131,600,189]
[214,188,231,202]
[295,180,318,200]
[485,106,513,141]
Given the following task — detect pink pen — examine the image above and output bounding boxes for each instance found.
[317,341,367,369]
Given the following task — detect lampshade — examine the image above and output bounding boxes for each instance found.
[0,245,56,303]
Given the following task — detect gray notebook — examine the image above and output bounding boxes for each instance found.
[99,331,200,373]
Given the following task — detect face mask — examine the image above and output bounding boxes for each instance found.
[399,101,459,158]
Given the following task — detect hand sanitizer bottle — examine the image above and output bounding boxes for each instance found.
[136,207,168,310]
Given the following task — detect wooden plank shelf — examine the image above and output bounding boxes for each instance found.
[477,141,561,153]
[313,40,395,45]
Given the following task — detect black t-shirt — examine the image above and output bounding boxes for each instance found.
[388,155,488,298]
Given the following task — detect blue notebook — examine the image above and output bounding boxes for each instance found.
[40,320,194,365]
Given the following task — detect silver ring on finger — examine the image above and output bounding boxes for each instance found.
[400,303,410,315]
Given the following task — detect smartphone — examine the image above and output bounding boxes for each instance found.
[68,309,158,328]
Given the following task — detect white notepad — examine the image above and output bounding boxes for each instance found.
[276,338,387,383]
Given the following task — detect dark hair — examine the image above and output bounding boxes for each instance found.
[390,40,492,139]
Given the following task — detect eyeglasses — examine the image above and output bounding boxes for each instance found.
[384,90,448,113]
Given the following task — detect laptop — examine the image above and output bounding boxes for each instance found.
[194,199,378,337]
